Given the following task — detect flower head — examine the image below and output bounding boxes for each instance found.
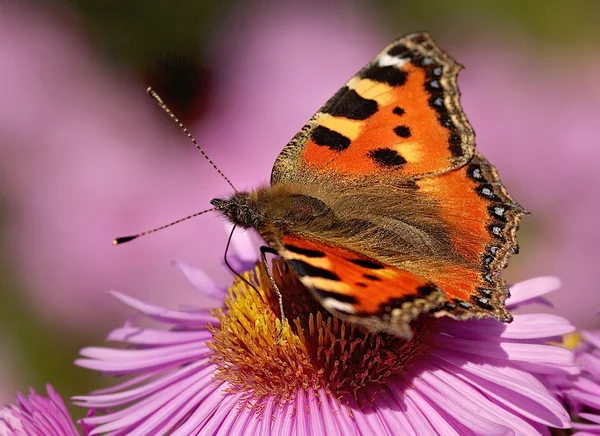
[0,384,89,436]
[75,240,576,435]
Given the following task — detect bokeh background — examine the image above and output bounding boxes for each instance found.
[1,0,599,414]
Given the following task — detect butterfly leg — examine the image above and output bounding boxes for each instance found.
[260,246,287,344]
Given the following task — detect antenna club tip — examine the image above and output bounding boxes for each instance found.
[113,235,138,245]
[146,86,153,94]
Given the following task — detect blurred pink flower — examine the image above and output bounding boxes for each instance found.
[0,384,90,435]
[458,41,600,328]
[0,3,385,330]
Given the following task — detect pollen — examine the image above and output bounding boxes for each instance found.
[208,260,429,403]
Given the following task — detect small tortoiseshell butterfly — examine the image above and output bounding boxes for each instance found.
[113,32,523,341]
[209,32,526,340]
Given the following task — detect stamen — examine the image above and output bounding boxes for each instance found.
[208,260,429,403]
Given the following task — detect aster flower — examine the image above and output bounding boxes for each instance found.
[74,232,576,436]
[0,384,90,435]
[552,330,600,433]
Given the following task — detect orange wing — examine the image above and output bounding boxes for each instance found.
[415,151,525,321]
[278,234,445,339]
[271,32,474,184]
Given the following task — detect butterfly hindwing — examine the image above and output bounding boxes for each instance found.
[271,32,474,185]
[416,151,526,321]
[278,234,445,339]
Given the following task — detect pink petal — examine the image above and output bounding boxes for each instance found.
[107,326,211,345]
[417,368,537,434]
[582,330,600,349]
[389,379,459,435]
[109,291,214,325]
[174,387,236,435]
[73,361,213,408]
[172,260,226,299]
[319,388,356,435]
[506,276,562,308]
[501,314,575,339]
[427,352,570,427]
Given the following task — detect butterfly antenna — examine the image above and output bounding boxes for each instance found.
[146,87,237,192]
[113,208,215,245]
[224,225,260,293]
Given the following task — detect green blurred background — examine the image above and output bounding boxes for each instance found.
[1,0,598,416]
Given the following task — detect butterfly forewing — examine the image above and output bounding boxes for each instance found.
[271,32,474,185]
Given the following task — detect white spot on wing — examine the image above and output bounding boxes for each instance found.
[322,298,356,314]
[377,54,409,68]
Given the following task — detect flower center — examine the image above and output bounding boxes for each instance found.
[208,260,429,402]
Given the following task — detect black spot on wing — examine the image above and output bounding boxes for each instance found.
[393,106,405,116]
[417,284,438,296]
[488,204,508,222]
[347,259,385,269]
[322,87,378,120]
[467,164,484,182]
[416,52,466,159]
[393,125,411,138]
[310,126,351,151]
[320,87,349,113]
[472,295,494,311]
[386,44,411,58]
[488,224,505,240]
[448,132,462,156]
[368,148,407,167]
[457,300,472,309]
[476,185,497,200]
[482,254,493,270]
[283,244,325,258]
[363,274,381,281]
[478,287,493,297]
[287,259,340,281]
[438,113,453,128]
[359,65,408,87]
[313,288,358,305]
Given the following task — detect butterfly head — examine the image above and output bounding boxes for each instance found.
[211,192,264,229]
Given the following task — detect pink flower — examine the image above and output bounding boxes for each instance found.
[74,233,576,435]
[0,384,89,435]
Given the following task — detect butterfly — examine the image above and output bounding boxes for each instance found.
[210,32,525,340]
